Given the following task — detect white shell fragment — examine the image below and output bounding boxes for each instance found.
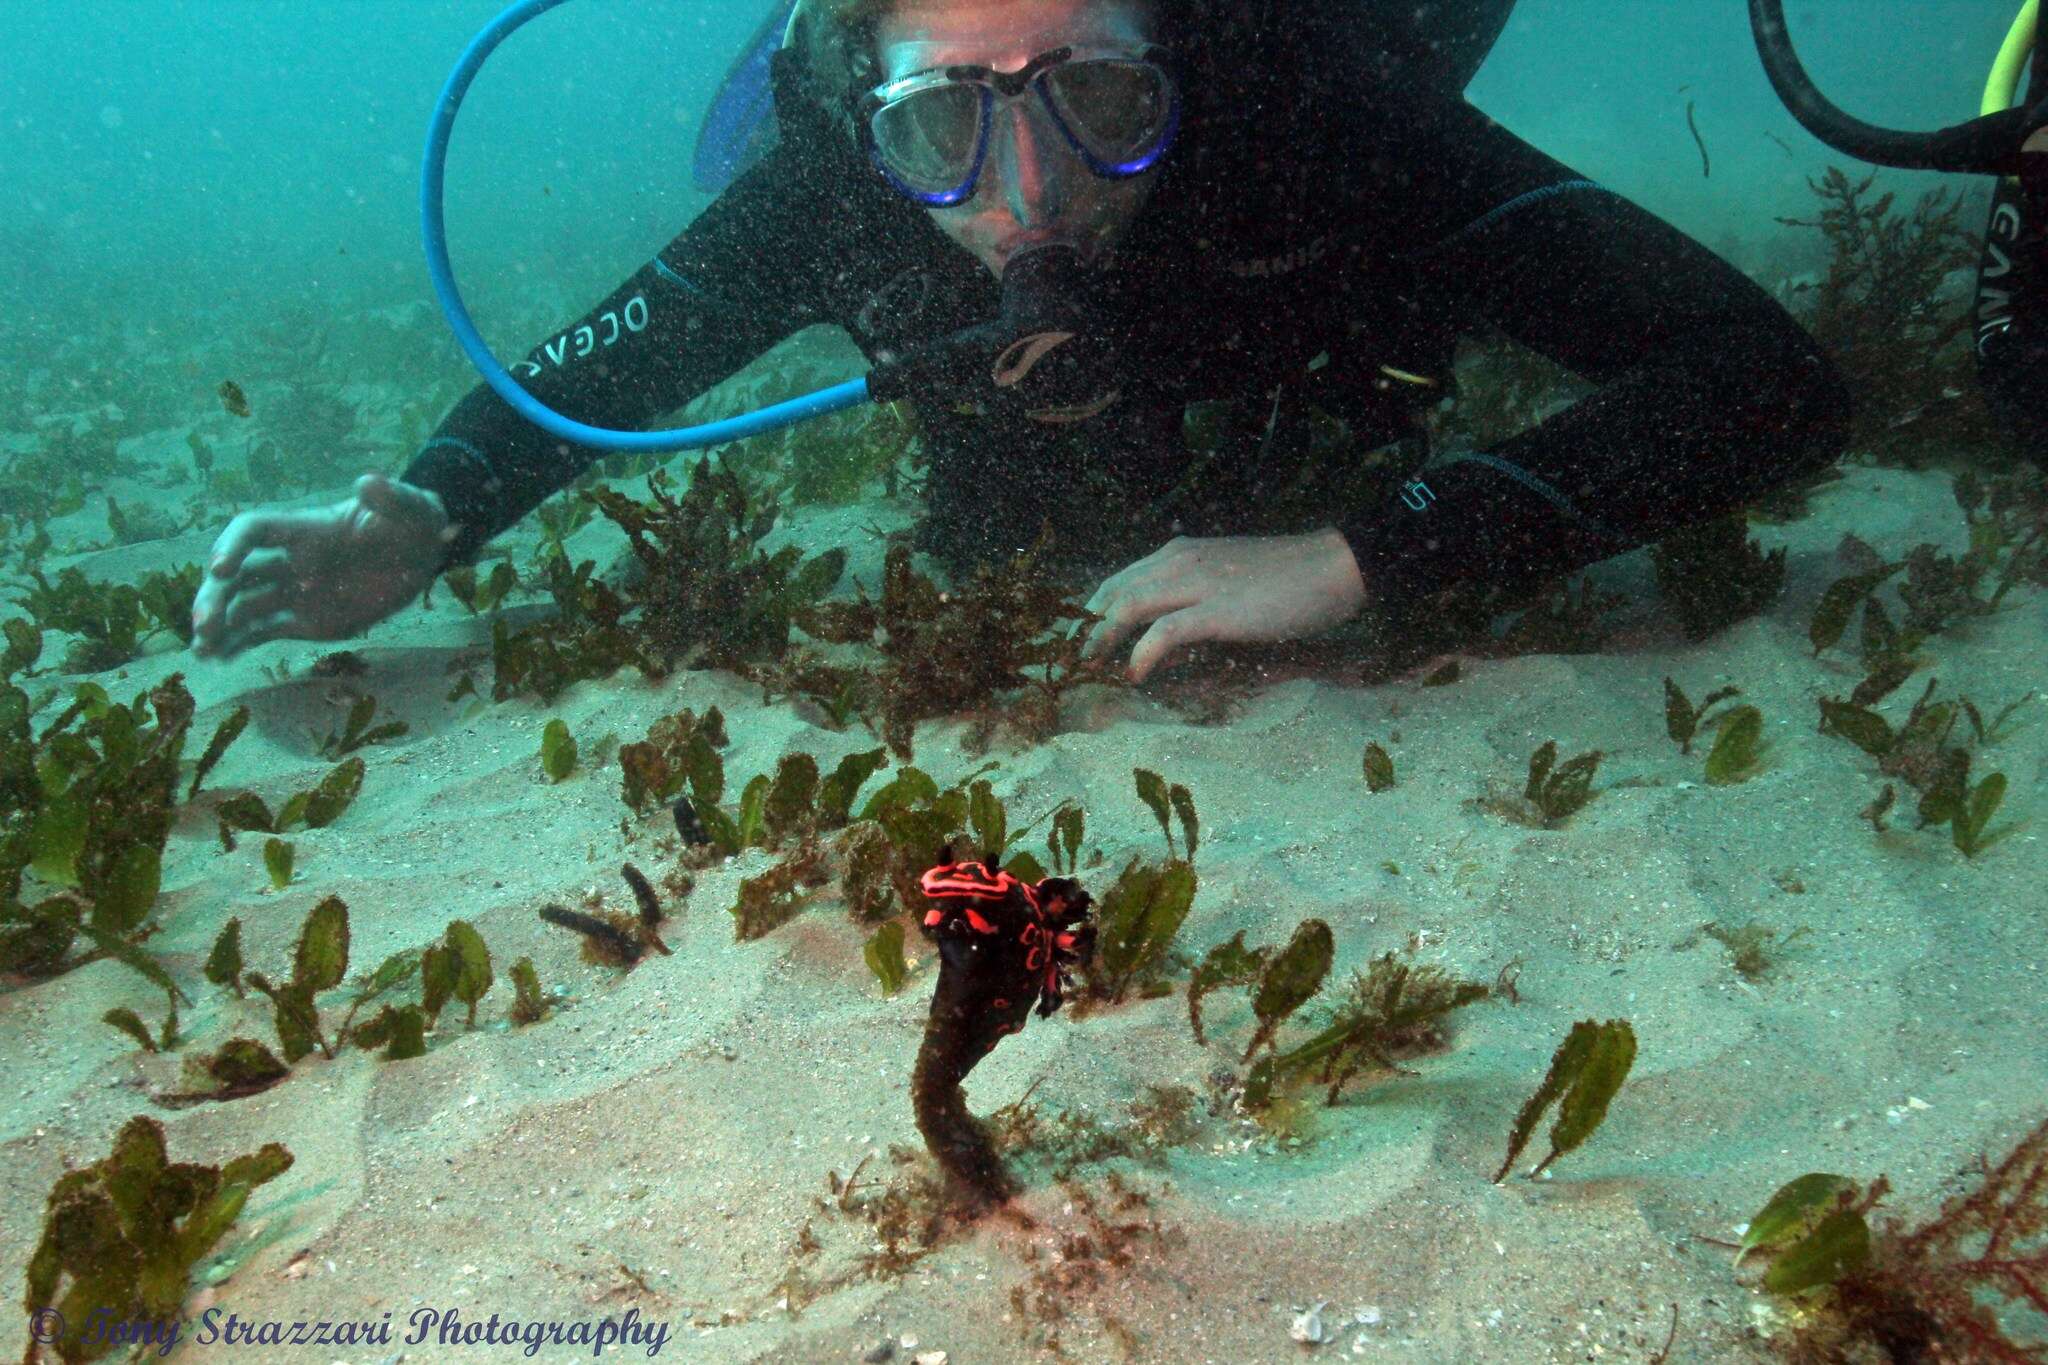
[1290,1301,1334,1345]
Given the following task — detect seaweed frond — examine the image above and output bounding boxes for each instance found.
[589,459,847,672]
[758,535,1108,763]
[1665,677,1742,755]
[1820,678,2019,857]
[314,693,407,758]
[1495,1018,1636,1181]
[1652,513,1786,641]
[11,564,199,672]
[730,839,833,942]
[1480,740,1602,827]
[1777,166,1984,463]
[618,705,728,819]
[1749,1112,2048,1363]
[489,458,848,703]
[2,674,221,984]
[1083,856,1196,1005]
[22,1117,293,1362]
[509,956,549,1024]
[1245,951,1492,1111]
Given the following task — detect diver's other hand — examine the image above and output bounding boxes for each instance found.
[190,473,451,659]
[1080,530,1369,683]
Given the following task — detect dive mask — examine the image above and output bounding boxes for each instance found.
[859,44,1181,206]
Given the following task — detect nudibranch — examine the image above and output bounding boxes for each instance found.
[910,848,1095,1204]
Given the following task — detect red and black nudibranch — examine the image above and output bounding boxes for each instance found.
[910,847,1095,1204]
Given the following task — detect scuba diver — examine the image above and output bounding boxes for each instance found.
[1751,0,2045,469]
[193,0,1851,683]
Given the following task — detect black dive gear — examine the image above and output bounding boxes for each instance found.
[1749,0,2041,175]
[1750,0,2046,466]
[1339,0,1519,98]
[409,0,1850,626]
[868,244,1127,424]
[1984,124,2048,464]
[860,0,1524,426]
[816,0,1525,428]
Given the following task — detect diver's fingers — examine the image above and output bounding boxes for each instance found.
[237,546,294,581]
[194,581,294,660]
[1080,566,1150,657]
[1079,588,1147,660]
[1082,570,1200,662]
[193,545,296,650]
[190,614,227,658]
[220,580,291,635]
[204,506,328,581]
[1081,536,1199,647]
[211,548,295,605]
[192,570,234,653]
[1125,606,1223,684]
[194,577,296,656]
[213,608,302,660]
[1081,553,1154,619]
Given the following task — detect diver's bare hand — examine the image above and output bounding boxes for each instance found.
[1080,529,1369,683]
[190,473,451,659]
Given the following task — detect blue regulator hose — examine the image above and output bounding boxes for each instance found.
[420,0,873,453]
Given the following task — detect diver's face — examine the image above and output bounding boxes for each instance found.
[874,0,1162,277]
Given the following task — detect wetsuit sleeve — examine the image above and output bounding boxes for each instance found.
[399,145,828,571]
[1336,104,1852,619]
[1975,171,2048,468]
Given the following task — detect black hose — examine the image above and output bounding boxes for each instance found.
[1749,0,2032,175]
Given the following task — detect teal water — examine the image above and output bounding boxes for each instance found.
[0,2,2021,337]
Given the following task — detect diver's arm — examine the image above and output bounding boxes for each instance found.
[1976,171,2048,467]
[1337,105,1851,615]
[401,149,826,571]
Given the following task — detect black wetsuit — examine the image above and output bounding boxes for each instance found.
[404,14,1852,627]
[1973,44,2048,468]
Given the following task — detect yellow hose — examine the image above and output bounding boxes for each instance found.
[1983,0,2039,116]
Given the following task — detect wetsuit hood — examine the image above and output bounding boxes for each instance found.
[765,0,1518,162]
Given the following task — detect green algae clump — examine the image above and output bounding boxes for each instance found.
[23,1116,293,1364]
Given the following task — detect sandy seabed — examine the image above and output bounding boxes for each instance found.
[3,456,2044,1365]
